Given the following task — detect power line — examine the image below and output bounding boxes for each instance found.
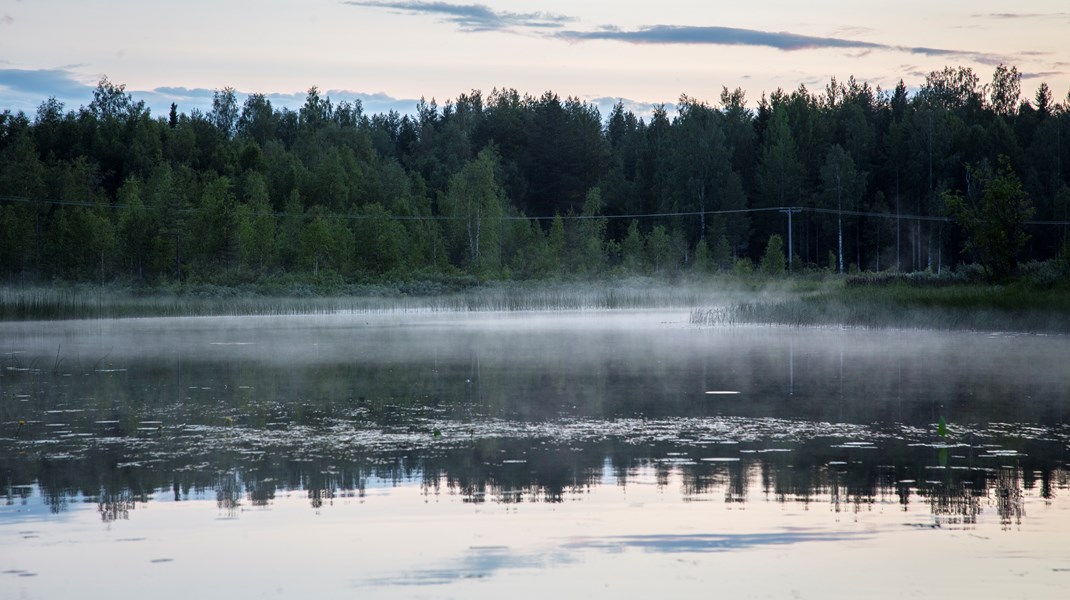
[2,194,1070,225]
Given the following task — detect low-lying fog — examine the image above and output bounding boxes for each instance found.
[3,311,1068,426]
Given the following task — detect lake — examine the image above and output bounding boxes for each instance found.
[3,311,1070,598]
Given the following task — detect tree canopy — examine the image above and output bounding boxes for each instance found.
[1,67,1069,285]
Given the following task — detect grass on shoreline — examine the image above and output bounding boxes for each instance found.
[0,277,759,321]
[3,273,1068,334]
[691,280,1070,333]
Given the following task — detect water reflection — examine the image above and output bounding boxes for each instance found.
[3,420,1055,529]
[2,313,1069,528]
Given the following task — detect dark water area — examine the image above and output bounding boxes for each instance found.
[3,312,1070,597]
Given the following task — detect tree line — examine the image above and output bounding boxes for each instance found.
[2,65,1068,285]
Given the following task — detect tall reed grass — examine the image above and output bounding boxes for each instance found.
[691,282,1070,333]
[0,279,733,321]
[7,276,1067,333]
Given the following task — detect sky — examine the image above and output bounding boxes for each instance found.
[1,0,1069,119]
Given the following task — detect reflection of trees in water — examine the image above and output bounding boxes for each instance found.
[98,489,138,522]
[2,434,1061,524]
[897,467,1025,528]
[216,471,241,516]
[680,461,750,503]
[308,487,333,509]
[428,444,600,504]
[996,468,1024,528]
[925,482,982,526]
[245,476,277,506]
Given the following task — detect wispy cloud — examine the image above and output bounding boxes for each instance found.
[973,12,1070,20]
[556,25,892,51]
[1021,71,1066,80]
[828,25,878,38]
[348,2,1006,63]
[342,1,574,32]
[555,24,1006,64]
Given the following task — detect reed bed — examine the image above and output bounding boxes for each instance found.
[690,282,1070,333]
[0,280,731,321]
[7,276,1067,333]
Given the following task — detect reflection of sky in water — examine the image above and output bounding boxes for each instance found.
[4,467,1069,599]
[363,545,576,587]
[369,531,871,587]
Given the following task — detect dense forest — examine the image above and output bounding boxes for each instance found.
[1,65,1069,286]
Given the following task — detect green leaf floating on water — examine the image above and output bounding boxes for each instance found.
[938,416,948,438]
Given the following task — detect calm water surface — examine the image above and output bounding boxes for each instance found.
[3,311,1070,598]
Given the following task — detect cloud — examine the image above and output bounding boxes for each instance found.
[0,67,421,118]
[956,52,1017,67]
[2,13,15,26]
[343,1,574,32]
[557,24,1016,67]
[828,25,878,38]
[0,68,96,113]
[348,1,1012,65]
[555,24,1004,64]
[0,68,94,98]
[973,13,1070,20]
[557,25,895,51]
[587,96,676,121]
[137,87,423,118]
[1021,71,1066,81]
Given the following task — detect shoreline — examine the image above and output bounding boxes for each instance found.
[2,275,1068,333]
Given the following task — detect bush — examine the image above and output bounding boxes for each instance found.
[732,257,754,276]
[760,234,786,275]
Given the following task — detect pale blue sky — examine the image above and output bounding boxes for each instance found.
[1,0,1067,117]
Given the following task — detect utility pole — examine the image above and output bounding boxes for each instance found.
[783,207,800,270]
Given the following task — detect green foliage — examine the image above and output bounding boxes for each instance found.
[710,235,732,271]
[571,187,608,276]
[692,239,711,273]
[300,208,353,275]
[277,190,305,269]
[235,173,277,272]
[945,158,1035,281]
[621,220,645,273]
[647,225,674,273]
[820,144,865,273]
[757,109,803,208]
[192,176,236,270]
[352,203,407,275]
[547,214,566,275]
[442,148,505,275]
[84,202,117,282]
[694,276,1070,333]
[0,205,32,274]
[1,71,1068,287]
[732,257,754,276]
[760,234,786,275]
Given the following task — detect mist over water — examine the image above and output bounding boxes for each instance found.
[3,311,1070,597]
